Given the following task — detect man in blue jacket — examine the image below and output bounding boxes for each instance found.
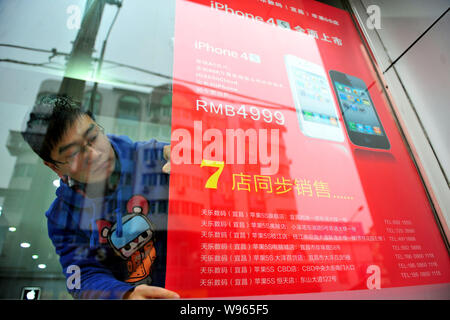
[21,94,179,299]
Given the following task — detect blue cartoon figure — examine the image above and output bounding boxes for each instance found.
[97,195,157,283]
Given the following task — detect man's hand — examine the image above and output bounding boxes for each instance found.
[162,144,171,174]
[123,284,180,299]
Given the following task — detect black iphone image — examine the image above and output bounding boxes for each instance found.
[329,70,390,150]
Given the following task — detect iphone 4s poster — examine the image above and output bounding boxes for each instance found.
[165,0,450,297]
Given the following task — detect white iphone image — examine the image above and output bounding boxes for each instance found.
[285,54,344,142]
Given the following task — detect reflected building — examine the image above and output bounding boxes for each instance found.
[0,80,173,299]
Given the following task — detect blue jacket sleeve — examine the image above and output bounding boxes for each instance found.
[47,204,134,299]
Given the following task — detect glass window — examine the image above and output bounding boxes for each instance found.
[117,95,141,121]
[82,90,102,115]
[0,0,175,300]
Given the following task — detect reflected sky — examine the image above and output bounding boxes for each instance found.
[0,0,175,188]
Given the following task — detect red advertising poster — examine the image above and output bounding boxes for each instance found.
[165,0,450,297]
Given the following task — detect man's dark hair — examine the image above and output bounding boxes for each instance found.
[21,94,94,164]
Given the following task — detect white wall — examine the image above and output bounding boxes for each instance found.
[350,0,450,240]
[361,0,450,179]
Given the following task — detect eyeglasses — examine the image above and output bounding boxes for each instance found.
[52,124,105,166]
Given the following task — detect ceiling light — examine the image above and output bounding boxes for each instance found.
[53,179,60,187]
[20,242,31,248]
[32,255,39,260]
[8,227,16,232]
[37,264,46,269]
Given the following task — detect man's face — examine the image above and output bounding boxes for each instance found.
[46,115,116,184]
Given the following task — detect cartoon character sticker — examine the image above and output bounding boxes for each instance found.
[97,195,157,283]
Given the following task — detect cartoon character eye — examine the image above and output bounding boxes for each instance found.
[140,230,152,239]
[140,231,148,238]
